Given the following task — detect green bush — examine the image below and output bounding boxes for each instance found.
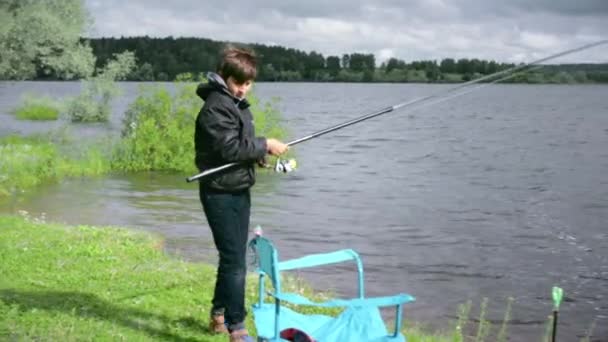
[111,82,200,173]
[111,76,288,173]
[441,73,463,83]
[335,69,364,82]
[66,51,136,122]
[12,95,61,120]
[65,83,111,122]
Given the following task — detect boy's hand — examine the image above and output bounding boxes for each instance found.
[266,138,289,156]
[257,157,271,168]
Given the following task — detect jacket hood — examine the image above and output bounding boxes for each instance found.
[196,72,250,109]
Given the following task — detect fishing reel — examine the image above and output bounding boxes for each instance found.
[274,158,297,173]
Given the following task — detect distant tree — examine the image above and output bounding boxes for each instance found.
[406,69,428,82]
[410,61,424,70]
[335,69,363,82]
[0,0,95,80]
[456,58,472,74]
[341,54,350,69]
[525,72,546,84]
[572,71,588,83]
[303,50,324,78]
[551,71,575,84]
[385,58,401,73]
[469,58,483,74]
[349,53,375,72]
[425,61,440,81]
[588,71,608,82]
[487,60,498,74]
[363,69,374,82]
[259,63,278,81]
[440,58,456,73]
[130,62,155,81]
[326,56,341,76]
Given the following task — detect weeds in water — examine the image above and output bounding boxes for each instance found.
[497,297,513,342]
[0,135,109,197]
[475,297,491,342]
[0,136,59,196]
[580,317,597,342]
[12,94,61,120]
[452,300,472,342]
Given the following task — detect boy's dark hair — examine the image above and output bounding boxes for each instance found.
[217,45,257,83]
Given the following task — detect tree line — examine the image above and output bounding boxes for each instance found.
[4,26,608,83]
[85,36,608,83]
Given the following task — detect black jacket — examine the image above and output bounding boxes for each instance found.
[194,72,267,191]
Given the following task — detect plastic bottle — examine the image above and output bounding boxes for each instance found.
[248,225,263,269]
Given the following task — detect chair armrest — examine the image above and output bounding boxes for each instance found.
[278,249,361,271]
[273,291,415,308]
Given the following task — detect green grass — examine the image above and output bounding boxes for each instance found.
[12,95,61,121]
[0,214,232,341]
[0,135,109,197]
[0,214,454,341]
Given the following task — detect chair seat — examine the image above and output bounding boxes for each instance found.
[253,303,406,342]
[253,302,333,340]
[310,305,405,342]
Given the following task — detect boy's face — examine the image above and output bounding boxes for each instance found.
[226,76,253,99]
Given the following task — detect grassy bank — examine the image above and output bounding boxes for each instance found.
[0,214,461,341]
[0,214,237,341]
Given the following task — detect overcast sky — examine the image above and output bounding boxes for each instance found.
[84,0,608,64]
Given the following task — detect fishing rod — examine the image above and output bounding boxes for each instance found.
[186,40,607,183]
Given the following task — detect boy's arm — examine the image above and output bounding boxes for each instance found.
[200,104,267,162]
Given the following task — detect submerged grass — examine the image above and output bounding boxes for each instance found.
[12,95,61,121]
[0,135,109,197]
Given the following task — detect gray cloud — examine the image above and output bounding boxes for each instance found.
[84,0,608,63]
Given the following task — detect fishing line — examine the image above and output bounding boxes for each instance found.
[186,40,607,182]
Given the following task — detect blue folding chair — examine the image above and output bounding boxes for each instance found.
[248,235,415,342]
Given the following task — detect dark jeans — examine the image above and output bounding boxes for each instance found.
[199,185,250,330]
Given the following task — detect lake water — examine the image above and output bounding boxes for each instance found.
[1,81,607,341]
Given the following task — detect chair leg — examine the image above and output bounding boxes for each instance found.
[274,299,281,340]
[394,303,403,337]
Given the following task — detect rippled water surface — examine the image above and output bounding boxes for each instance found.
[1,81,607,340]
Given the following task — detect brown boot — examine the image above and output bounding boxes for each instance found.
[208,314,228,334]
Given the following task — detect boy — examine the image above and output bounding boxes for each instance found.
[194,46,288,342]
